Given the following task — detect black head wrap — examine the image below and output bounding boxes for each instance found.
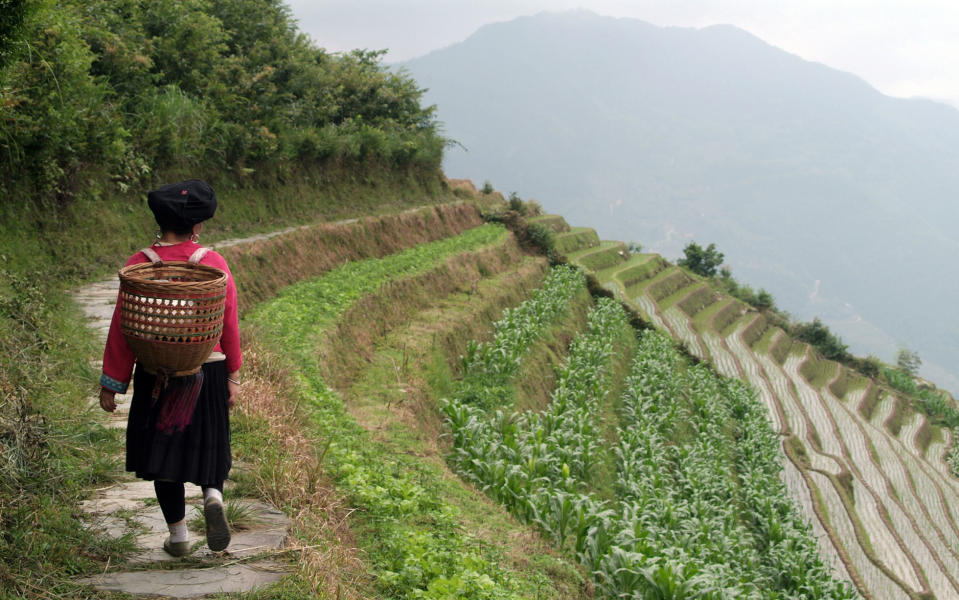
[147,179,217,231]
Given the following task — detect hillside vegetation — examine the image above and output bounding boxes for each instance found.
[4,3,958,600]
[224,199,856,598]
[401,9,959,394]
[548,214,959,599]
[1,0,442,204]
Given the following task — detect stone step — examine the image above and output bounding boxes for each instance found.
[79,480,292,597]
[80,562,287,598]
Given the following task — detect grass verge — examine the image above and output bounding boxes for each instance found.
[0,292,134,596]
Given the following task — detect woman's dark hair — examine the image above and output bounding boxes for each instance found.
[164,226,194,237]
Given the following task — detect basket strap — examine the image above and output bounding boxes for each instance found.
[141,247,163,265]
[188,247,210,265]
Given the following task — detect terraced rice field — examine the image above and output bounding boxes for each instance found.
[565,240,629,271]
[928,429,951,474]
[555,213,959,600]
[527,214,571,233]
[553,226,600,254]
[662,306,709,360]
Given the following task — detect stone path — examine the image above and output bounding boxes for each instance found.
[78,482,290,596]
[73,234,297,597]
[72,205,447,596]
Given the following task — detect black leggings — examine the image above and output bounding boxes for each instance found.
[154,480,223,524]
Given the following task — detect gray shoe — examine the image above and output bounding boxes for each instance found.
[204,497,231,551]
[163,537,191,557]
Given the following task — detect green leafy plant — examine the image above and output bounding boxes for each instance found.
[247,224,528,598]
[1,0,446,202]
[896,347,921,376]
[791,318,850,362]
[444,314,858,598]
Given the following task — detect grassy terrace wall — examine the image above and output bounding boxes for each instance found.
[318,236,525,392]
[222,203,483,312]
[567,242,628,272]
[677,284,717,317]
[554,228,600,254]
[647,270,696,302]
[617,255,668,290]
[770,332,800,365]
[511,290,594,414]
[714,300,752,336]
[800,352,838,391]
[741,313,771,347]
[527,215,571,233]
[829,367,869,401]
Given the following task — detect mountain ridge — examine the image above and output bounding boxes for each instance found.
[400,9,959,394]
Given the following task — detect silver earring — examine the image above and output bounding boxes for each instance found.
[191,233,200,243]
[154,230,162,242]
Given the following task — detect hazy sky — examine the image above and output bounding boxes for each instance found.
[285,0,959,107]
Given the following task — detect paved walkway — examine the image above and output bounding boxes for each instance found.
[73,234,298,597]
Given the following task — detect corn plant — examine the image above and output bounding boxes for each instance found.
[601,330,858,599]
[444,295,632,567]
[463,265,587,385]
[445,313,859,599]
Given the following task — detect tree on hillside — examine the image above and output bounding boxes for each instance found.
[897,347,921,376]
[678,241,724,278]
[753,289,775,311]
[792,318,850,362]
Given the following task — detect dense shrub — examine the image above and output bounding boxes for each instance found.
[790,318,850,363]
[713,267,778,313]
[0,0,444,202]
[0,0,30,68]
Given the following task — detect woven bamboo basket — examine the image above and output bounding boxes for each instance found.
[118,258,228,376]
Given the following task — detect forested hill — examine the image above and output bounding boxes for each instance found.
[0,0,443,221]
[399,9,959,394]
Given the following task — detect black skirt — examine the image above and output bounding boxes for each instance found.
[126,361,232,487]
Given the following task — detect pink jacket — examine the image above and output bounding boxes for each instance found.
[99,241,241,393]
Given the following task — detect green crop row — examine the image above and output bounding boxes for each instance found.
[443,294,633,593]
[454,266,588,409]
[602,331,857,599]
[444,297,629,520]
[251,223,506,360]
[247,224,529,599]
[444,296,856,599]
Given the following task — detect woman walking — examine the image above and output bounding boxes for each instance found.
[98,179,241,556]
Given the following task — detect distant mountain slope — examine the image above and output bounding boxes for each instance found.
[400,9,959,393]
